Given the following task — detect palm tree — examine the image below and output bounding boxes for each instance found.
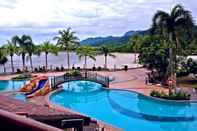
[54,28,79,70]
[0,48,8,73]
[99,46,116,69]
[26,43,40,71]
[151,4,194,92]
[129,34,142,63]
[12,35,33,71]
[76,45,96,70]
[4,41,18,72]
[41,41,59,70]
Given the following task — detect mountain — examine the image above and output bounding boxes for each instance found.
[80,30,150,46]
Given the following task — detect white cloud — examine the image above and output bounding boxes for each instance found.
[0,0,196,44]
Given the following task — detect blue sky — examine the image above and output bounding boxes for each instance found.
[0,0,196,45]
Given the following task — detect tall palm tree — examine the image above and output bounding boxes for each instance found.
[0,48,8,73]
[129,34,142,63]
[99,46,116,69]
[53,28,79,70]
[41,41,59,70]
[26,43,40,71]
[76,45,96,70]
[12,35,33,71]
[4,41,18,72]
[151,4,194,92]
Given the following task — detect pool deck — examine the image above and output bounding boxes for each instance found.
[0,68,168,96]
[0,68,196,131]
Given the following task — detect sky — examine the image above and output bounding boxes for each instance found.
[0,0,196,45]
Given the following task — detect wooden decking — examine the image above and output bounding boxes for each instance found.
[0,95,90,130]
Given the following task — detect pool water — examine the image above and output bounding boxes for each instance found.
[10,93,26,101]
[50,80,197,131]
[0,80,28,92]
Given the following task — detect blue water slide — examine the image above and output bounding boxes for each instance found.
[25,79,47,96]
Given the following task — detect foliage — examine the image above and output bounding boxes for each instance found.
[0,48,8,66]
[40,41,59,69]
[65,70,81,77]
[3,41,18,72]
[54,27,79,70]
[12,35,33,69]
[138,35,169,83]
[150,90,190,100]
[98,45,116,69]
[12,73,33,80]
[76,45,96,69]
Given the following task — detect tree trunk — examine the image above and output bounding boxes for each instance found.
[134,44,137,63]
[168,32,175,94]
[84,55,87,70]
[45,52,48,70]
[3,64,6,73]
[67,50,70,71]
[30,55,33,71]
[10,55,14,73]
[104,55,107,69]
[22,53,25,71]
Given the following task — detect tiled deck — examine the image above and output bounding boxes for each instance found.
[0,95,91,129]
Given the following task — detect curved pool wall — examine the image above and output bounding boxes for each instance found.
[50,80,197,131]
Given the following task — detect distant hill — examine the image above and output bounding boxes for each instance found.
[80,30,150,46]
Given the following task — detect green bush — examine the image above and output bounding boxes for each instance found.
[65,70,81,77]
[12,73,34,80]
[176,68,190,77]
[150,90,190,100]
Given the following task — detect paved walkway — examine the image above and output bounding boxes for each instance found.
[96,68,168,96]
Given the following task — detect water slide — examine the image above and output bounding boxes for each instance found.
[20,76,51,98]
[25,79,47,96]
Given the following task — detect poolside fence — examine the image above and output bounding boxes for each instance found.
[50,72,110,88]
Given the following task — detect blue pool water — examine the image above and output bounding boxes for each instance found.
[50,80,197,131]
[11,93,26,101]
[0,80,28,92]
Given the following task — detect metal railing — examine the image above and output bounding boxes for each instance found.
[50,72,109,88]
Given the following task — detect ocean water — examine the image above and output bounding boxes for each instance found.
[0,52,140,73]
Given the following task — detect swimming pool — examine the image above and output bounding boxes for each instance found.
[0,80,28,92]
[50,80,197,131]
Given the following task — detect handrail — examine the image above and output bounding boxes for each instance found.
[0,109,63,131]
[51,72,109,88]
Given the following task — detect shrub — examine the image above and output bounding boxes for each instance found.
[55,67,60,71]
[150,90,190,100]
[176,68,189,77]
[12,73,33,80]
[97,66,102,71]
[124,65,128,71]
[65,70,81,77]
[70,70,81,76]
[16,69,22,73]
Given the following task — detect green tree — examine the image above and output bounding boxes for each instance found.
[138,36,169,84]
[4,41,18,72]
[40,41,59,70]
[99,46,116,69]
[12,35,33,71]
[76,45,96,70]
[129,34,143,63]
[54,28,79,70]
[151,4,194,90]
[26,43,40,71]
[0,48,8,73]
